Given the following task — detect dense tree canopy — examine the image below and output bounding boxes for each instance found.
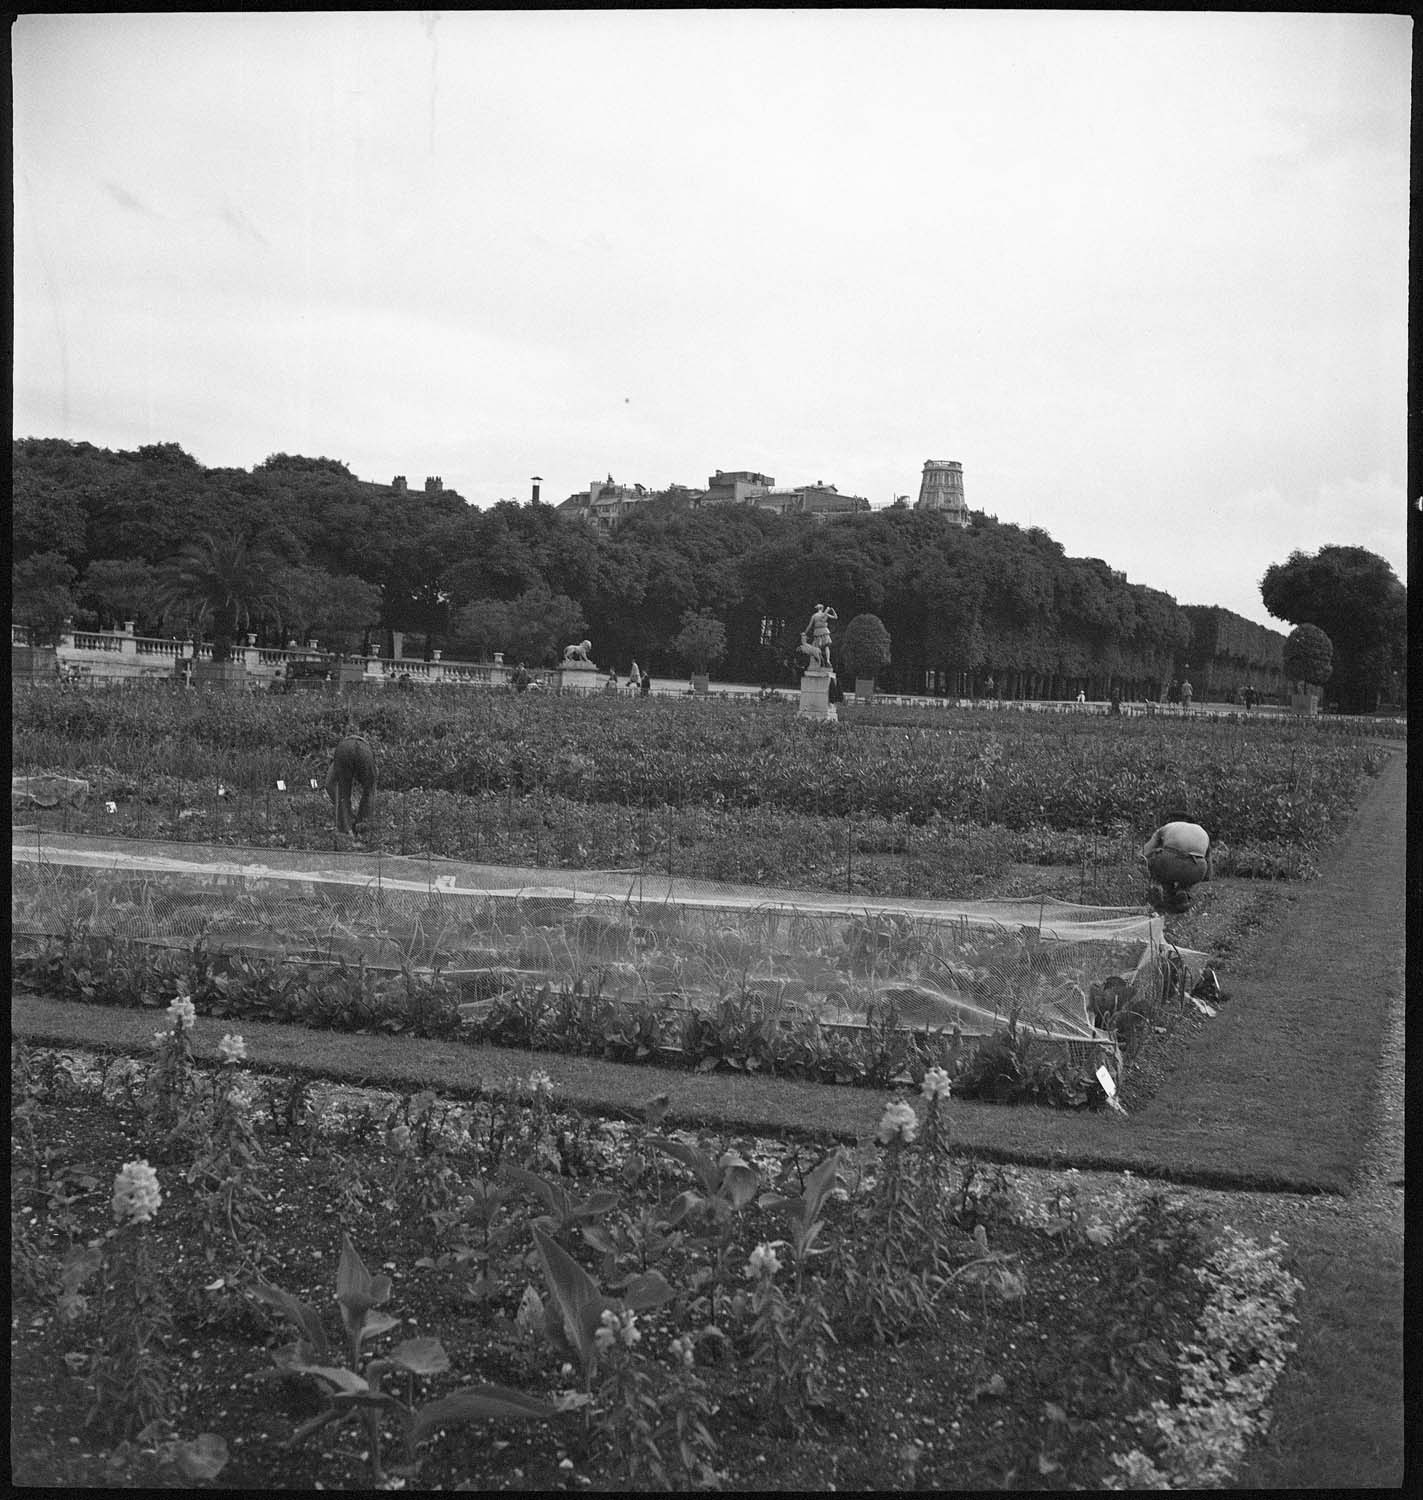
[154,530,292,661]
[13,551,79,644]
[1282,624,1334,689]
[14,437,1302,699]
[1260,546,1406,712]
[842,613,892,684]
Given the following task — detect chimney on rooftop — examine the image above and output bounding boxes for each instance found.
[531,476,542,503]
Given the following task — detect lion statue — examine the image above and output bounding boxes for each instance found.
[563,640,594,664]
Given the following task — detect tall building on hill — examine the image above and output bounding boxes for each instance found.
[752,481,869,520]
[705,469,775,505]
[914,460,969,526]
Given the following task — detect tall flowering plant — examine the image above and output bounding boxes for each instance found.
[744,1238,833,1434]
[143,997,199,1153]
[86,1161,175,1438]
[916,1066,957,1231]
[827,1095,948,1344]
[187,1033,270,1303]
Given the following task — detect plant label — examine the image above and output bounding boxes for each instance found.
[218,785,227,798]
[310,778,320,790]
[105,801,117,814]
[1095,1064,1117,1097]
[275,779,286,791]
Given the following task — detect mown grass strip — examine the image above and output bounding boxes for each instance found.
[1228,1217,1404,1490]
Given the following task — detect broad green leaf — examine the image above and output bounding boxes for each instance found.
[532,1227,607,1373]
[411,1384,561,1446]
[649,1137,720,1193]
[718,1160,760,1210]
[336,1234,391,1322]
[504,1164,565,1219]
[664,1189,700,1227]
[389,1336,451,1376]
[515,1284,545,1337]
[800,1150,845,1226]
[355,1309,401,1345]
[580,1224,616,1255]
[621,1271,675,1311]
[573,1189,620,1218]
[293,1363,370,1395]
[173,1433,229,1480]
[336,1233,373,1306]
[250,1281,329,1359]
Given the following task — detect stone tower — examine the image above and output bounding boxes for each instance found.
[914,460,968,526]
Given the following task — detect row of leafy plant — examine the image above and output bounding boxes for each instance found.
[12,1017,1304,1490]
[15,933,1168,1109]
[13,682,1387,858]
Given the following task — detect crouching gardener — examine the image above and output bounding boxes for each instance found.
[326,734,376,834]
[1141,814,1212,912]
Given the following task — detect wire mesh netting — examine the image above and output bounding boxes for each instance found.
[9,832,1198,1075]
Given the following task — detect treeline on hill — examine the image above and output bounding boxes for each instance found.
[14,437,1288,700]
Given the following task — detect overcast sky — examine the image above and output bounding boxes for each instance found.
[13,11,1410,628]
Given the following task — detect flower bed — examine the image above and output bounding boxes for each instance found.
[11,1028,1303,1490]
[12,684,1389,868]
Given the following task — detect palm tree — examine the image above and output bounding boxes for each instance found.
[155,530,291,662]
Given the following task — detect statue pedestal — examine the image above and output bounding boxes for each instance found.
[797,668,835,720]
[556,661,601,694]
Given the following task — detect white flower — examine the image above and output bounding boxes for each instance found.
[217,1033,247,1065]
[529,1069,554,1097]
[594,1308,619,1353]
[876,1099,919,1145]
[166,996,197,1032]
[669,1337,695,1368]
[747,1242,782,1279]
[112,1160,162,1225]
[387,1124,413,1153]
[152,1029,170,1050]
[920,1066,952,1102]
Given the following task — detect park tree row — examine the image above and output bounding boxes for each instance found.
[11,438,1404,710]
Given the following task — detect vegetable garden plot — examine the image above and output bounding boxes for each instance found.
[13,833,1196,1074]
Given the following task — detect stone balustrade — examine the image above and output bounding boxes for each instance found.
[37,624,518,689]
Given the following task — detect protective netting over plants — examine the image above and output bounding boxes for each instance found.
[13,833,1201,1074]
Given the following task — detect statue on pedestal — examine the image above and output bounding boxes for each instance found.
[804,604,837,672]
[562,640,594,664]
